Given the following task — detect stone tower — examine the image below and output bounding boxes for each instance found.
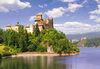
[36,14,43,20]
[35,14,53,31]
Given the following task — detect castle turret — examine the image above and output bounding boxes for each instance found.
[15,22,20,26]
[6,24,11,30]
[36,14,43,20]
[12,22,20,32]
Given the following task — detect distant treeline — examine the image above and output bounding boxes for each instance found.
[85,37,100,47]
[73,37,100,47]
[0,24,79,54]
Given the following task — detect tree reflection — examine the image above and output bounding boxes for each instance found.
[0,56,66,69]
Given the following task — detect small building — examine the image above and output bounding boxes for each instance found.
[6,22,20,32]
[25,24,35,33]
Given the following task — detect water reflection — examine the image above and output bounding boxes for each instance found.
[0,56,66,69]
[1,48,100,69]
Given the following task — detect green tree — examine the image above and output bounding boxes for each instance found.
[0,29,3,43]
[34,24,40,36]
[6,30,16,47]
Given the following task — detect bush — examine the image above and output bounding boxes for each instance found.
[2,51,11,56]
[73,51,76,53]
[27,45,37,52]
[3,47,9,51]
[15,48,22,53]
[0,54,2,59]
[36,45,47,52]
[75,48,80,52]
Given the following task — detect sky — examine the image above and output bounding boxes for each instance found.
[0,0,100,35]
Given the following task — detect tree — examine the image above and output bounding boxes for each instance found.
[0,26,79,54]
[0,29,3,43]
[18,25,27,52]
[6,30,16,46]
[34,24,40,36]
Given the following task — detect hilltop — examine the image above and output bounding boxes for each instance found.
[0,25,79,57]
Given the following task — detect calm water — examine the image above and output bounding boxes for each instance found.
[0,48,100,69]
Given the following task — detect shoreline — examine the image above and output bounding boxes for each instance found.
[11,52,80,57]
[1,52,80,59]
[78,47,100,48]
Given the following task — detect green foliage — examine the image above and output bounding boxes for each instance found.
[0,29,3,43]
[39,29,79,53]
[0,54,1,59]
[27,45,37,52]
[34,24,40,36]
[1,51,11,56]
[36,45,47,52]
[85,37,100,47]
[0,26,79,54]
[75,37,100,47]
[0,45,16,56]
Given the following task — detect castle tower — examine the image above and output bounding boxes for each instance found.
[35,14,44,31]
[36,14,43,20]
[48,18,53,28]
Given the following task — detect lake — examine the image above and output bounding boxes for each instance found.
[0,48,100,69]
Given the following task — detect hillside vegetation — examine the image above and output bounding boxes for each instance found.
[0,24,79,56]
[85,37,100,47]
[73,37,100,47]
[0,44,15,56]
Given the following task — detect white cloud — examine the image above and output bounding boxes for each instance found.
[61,0,76,2]
[90,5,100,14]
[82,0,88,4]
[45,7,66,18]
[67,3,83,12]
[45,0,88,18]
[54,22,100,34]
[89,5,100,23]
[45,3,83,18]
[89,15,100,22]
[96,0,100,3]
[0,0,31,12]
[38,4,47,8]
[29,16,36,22]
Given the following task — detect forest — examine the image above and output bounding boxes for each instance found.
[85,37,100,47]
[0,24,79,57]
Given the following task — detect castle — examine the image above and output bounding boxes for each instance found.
[6,14,53,33]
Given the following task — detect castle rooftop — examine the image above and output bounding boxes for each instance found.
[7,24,11,27]
[15,22,20,26]
[25,25,30,28]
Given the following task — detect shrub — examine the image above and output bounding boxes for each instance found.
[0,54,2,59]
[3,47,9,51]
[2,51,11,56]
[36,45,47,52]
[73,51,76,53]
[27,45,37,52]
[75,48,80,52]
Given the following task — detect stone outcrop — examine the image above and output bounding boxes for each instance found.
[47,45,54,53]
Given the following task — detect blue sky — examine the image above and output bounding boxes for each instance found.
[0,0,100,34]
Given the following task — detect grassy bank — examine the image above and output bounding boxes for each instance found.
[0,44,16,57]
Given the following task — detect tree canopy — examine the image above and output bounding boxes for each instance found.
[0,25,79,54]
